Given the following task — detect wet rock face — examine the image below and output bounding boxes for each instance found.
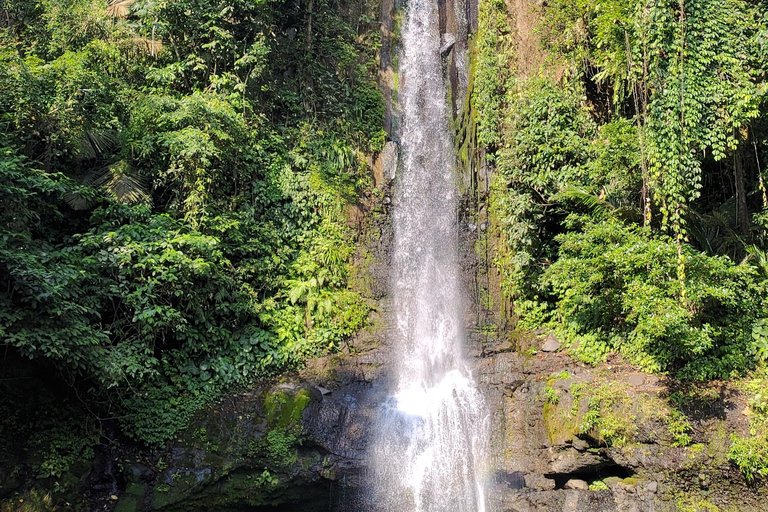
[467,327,768,512]
[492,488,657,512]
[112,337,765,512]
[474,350,653,512]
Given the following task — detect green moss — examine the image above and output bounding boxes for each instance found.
[687,443,706,460]
[542,391,580,445]
[676,496,722,512]
[707,421,730,466]
[263,388,312,430]
[114,497,141,512]
[152,466,329,512]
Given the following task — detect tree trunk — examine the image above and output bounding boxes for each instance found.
[734,146,750,239]
[306,0,314,53]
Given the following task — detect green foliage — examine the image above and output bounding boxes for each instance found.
[473,0,511,151]
[0,0,382,453]
[117,386,214,447]
[256,469,278,488]
[666,409,693,447]
[751,319,768,363]
[728,433,768,482]
[479,0,768,382]
[729,368,768,481]
[489,79,599,297]
[263,430,298,467]
[579,382,636,446]
[542,219,763,379]
[544,386,560,405]
[123,92,254,214]
[0,150,109,375]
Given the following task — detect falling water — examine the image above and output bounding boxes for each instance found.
[367,0,489,510]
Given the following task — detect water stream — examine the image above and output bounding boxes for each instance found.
[367,0,490,510]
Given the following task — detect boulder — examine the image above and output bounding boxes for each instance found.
[541,334,562,352]
[564,479,589,491]
[548,447,608,474]
[524,473,556,490]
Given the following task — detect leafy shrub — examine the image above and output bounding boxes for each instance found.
[480,0,768,389]
[541,219,764,379]
[729,368,768,481]
[729,434,768,482]
[117,386,214,448]
[579,382,636,446]
[489,79,598,298]
[750,319,768,363]
[264,430,298,467]
[0,0,382,451]
[666,409,693,447]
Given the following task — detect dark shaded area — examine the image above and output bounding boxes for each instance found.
[496,471,527,490]
[545,464,633,490]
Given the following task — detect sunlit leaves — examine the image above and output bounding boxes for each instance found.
[0,0,383,450]
[542,219,762,379]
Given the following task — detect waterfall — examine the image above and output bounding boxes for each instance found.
[367,0,490,510]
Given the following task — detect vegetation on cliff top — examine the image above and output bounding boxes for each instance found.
[476,0,768,379]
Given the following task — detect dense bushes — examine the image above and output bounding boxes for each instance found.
[542,219,763,379]
[0,0,383,463]
[473,0,768,480]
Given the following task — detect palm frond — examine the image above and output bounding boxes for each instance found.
[561,185,614,217]
[687,203,746,259]
[130,37,164,56]
[91,161,149,204]
[79,129,117,160]
[63,190,95,210]
[744,245,768,278]
[107,0,138,18]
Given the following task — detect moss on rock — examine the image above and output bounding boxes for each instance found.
[264,388,312,430]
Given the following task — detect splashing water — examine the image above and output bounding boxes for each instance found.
[367,0,490,509]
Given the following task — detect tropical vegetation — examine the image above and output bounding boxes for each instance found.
[0,0,383,484]
[474,0,768,481]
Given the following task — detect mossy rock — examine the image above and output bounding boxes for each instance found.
[263,388,313,430]
[152,468,331,512]
[543,398,581,446]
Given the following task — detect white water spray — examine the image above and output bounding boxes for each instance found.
[368,0,490,509]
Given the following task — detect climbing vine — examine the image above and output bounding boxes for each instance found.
[475,0,768,379]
